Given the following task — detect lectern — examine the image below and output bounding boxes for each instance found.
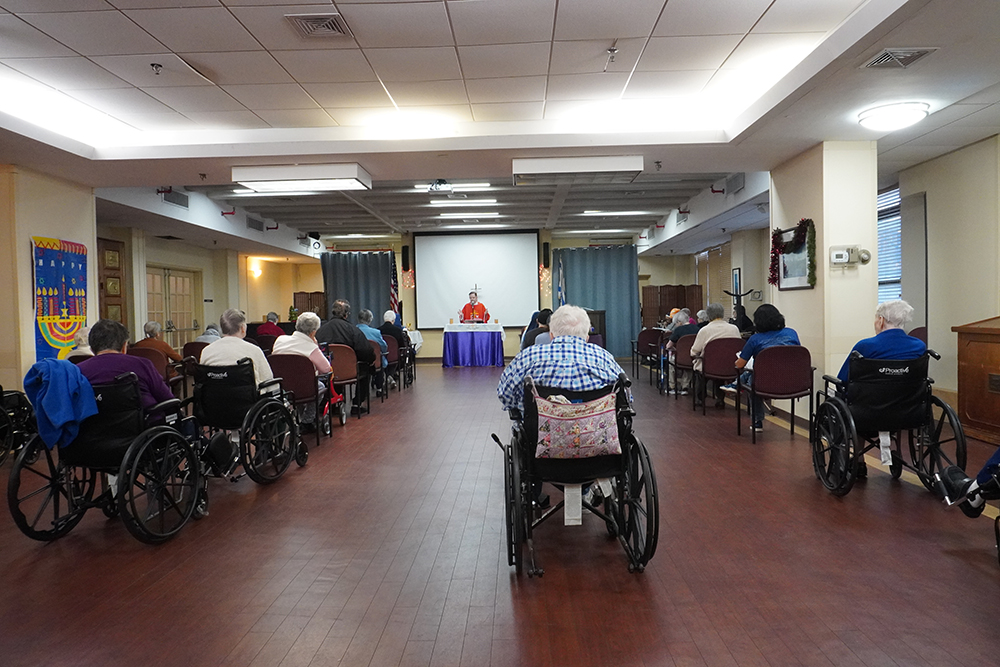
[952,316,1000,445]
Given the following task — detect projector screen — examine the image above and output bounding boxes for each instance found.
[414,232,540,329]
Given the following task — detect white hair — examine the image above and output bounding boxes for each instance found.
[143,321,161,338]
[266,311,279,323]
[383,310,396,323]
[672,311,688,326]
[549,305,591,339]
[295,311,321,334]
[74,326,91,347]
[876,300,914,329]
[696,309,709,323]
[219,308,246,336]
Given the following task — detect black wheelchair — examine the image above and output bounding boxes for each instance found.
[192,357,305,491]
[1,386,37,466]
[7,373,201,544]
[493,374,659,577]
[811,351,966,497]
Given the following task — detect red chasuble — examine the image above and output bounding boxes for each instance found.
[461,302,489,323]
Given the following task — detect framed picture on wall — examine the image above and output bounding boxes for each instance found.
[731,268,741,302]
[777,228,811,290]
[106,277,121,296]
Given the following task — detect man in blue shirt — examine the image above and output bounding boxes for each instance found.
[498,304,625,413]
[357,308,390,395]
[837,299,926,383]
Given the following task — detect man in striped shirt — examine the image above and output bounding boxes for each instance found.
[497,304,626,412]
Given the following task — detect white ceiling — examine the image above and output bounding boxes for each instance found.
[0,0,999,253]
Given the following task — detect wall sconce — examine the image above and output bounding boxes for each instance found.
[250,266,262,278]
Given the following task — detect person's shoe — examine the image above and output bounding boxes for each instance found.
[720,383,737,394]
[752,423,764,433]
[677,388,689,396]
[535,493,550,509]
[959,496,986,519]
[387,376,397,390]
[350,405,368,415]
[856,461,868,479]
[939,465,974,502]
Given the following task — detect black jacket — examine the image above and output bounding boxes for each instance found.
[378,322,409,349]
[316,317,375,363]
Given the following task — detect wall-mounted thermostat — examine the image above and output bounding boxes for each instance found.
[830,245,872,265]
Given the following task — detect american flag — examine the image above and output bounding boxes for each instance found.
[389,250,400,321]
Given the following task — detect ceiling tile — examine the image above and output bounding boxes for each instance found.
[364,47,460,82]
[458,43,550,79]
[385,79,468,106]
[253,108,338,127]
[2,0,113,10]
[221,83,319,109]
[222,0,332,5]
[0,15,76,58]
[622,70,714,98]
[142,85,245,111]
[111,0,220,7]
[471,102,544,122]
[638,35,742,71]
[388,104,472,122]
[124,7,261,52]
[549,39,643,76]
[68,87,175,114]
[554,0,664,40]
[754,0,865,34]
[228,4,354,52]
[19,10,166,56]
[183,109,269,128]
[0,56,130,90]
[720,32,825,70]
[270,49,374,83]
[958,82,1000,105]
[323,106,385,125]
[337,2,452,48]
[91,53,215,87]
[304,81,391,107]
[465,76,546,104]
[545,72,629,101]
[179,51,293,84]
[653,0,772,37]
[448,0,554,46]
[908,125,999,148]
[115,111,200,130]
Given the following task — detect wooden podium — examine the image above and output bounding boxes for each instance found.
[952,316,1000,445]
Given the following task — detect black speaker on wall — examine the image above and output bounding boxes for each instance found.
[401,245,410,271]
[542,242,550,269]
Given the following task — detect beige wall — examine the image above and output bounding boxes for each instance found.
[0,166,97,389]
[899,136,1000,392]
[729,228,770,310]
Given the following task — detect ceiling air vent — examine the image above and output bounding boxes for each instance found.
[863,48,936,69]
[161,189,189,209]
[155,235,182,241]
[725,172,745,195]
[285,13,353,39]
[246,216,265,232]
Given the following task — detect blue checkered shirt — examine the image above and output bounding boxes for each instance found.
[497,335,626,411]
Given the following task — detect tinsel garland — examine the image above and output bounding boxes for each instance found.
[768,218,816,287]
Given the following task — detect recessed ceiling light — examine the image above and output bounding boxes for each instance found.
[858,102,929,131]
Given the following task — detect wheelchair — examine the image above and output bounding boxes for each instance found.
[7,373,201,544]
[810,351,966,497]
[492,373,659,577]
[1,386,37,466]
[192,357,305,492]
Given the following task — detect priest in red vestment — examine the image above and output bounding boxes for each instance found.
[459,291,490,323]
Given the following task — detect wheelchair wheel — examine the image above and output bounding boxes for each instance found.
[509,444,525,574]
[811,397,858,496]
[241,399,296,484]
[619,437,658,572]
[0,407,12,466]
[118,427,200,544]
[7,435,95,541]
[295,441,309,467]
[909,395,967,495]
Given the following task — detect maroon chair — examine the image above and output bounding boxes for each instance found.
[268,353,327,448]
[127,346,185,397]
[327,344,360,421]
[384,335,400,393]
[666,334,697,400]
[736,345,814,443]
[907,326,927,345]
[256,333,278,355]
[182,341,208,362]
[587,334,605,348]
[696,337,745,415]
[632,328,660,379]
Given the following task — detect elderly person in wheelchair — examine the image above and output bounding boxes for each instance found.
[495,305,658,576]
[812,300,965,496]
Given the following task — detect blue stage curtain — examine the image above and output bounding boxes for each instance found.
[320,251,394,323]
[551,245,640,359]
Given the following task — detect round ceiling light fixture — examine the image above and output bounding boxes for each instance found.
[858,102,929,131]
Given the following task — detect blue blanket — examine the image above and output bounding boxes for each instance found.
[23,358,98,449]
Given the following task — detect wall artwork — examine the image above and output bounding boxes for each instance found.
[768,218,817,291]
[32,237,87,360]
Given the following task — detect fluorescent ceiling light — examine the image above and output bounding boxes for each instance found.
[226,190,321,198]
[558,229,631,235]
[441,223,510,230]
[858,102,929,131]
[437,211,500,218]
[326,234,397,239]
[512,155,643,185]
[580,210,652,217]
[232,163,371,193]
[429,198,497,207]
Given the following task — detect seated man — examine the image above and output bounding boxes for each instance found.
[256,312,285,338]
[317,299,376,413]
[521,308,552,350]
[200,308,274,389]
[272,311,333,426]
[836,299,926,384]
[132,320,183,376]
[690,303,741,407]
[194,323,221,343]
[357,308,389,393]
[77,319,174,412]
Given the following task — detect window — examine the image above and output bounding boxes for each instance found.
[146,267,199,350]
[877,188,902,303]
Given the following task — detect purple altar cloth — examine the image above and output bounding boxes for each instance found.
[442,331,504,367]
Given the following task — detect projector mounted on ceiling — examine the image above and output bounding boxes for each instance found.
[511,155,644,187]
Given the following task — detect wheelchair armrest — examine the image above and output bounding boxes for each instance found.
[147,398,182,422]
[507,408,522,421]
[927,348,940,360]
[821,374,844,389]
[259,378,282,393]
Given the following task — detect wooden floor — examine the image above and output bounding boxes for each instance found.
[2,363,1000,667]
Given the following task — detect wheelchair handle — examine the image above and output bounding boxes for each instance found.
[491,433,504,451]
[927,349,940,360]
